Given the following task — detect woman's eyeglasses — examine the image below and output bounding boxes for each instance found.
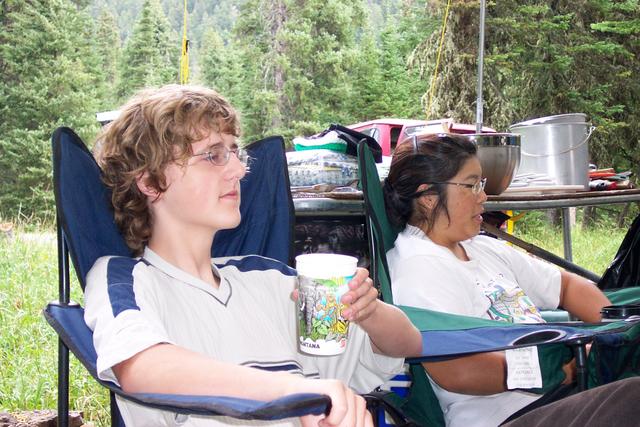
[414,178,487,197]
[190,145,249,166]
[429,178,487,195]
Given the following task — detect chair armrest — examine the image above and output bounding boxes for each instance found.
[43,302,330,420]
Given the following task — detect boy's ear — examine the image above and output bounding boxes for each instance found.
[136,172,160,198]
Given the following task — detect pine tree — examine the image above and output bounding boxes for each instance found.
[346,1,433,123]
[379,25,427,119]
[406,0,640,178]
[117,0,179,100]
[198,27,244,104]
[0,0,103,220]
[480,0,640,172]
[95,7,121,109]
[347,30,389,122]
[199,29,229,92]
[232,0,367,141]
[582,0,640,171]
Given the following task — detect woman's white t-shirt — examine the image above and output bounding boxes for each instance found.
[387,225,562,427]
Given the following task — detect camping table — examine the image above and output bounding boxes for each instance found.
[293,188,640,263]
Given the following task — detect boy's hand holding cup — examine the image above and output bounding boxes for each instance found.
[339,268,379,324]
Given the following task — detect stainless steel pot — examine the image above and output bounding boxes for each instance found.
[465,133,521,195]
[510,113,588,127]
[509,114,593,189]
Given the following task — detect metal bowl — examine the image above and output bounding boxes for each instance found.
[466,133,521,195]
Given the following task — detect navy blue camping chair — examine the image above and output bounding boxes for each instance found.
[45,127,327,426]
[213,135,295,263]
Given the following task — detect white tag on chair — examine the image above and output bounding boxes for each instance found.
[505,347,543,389]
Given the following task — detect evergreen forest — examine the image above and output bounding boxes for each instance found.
[1,0,639,221]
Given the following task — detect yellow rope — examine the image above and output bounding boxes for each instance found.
[179,0,189,84]
[426,0,452,118]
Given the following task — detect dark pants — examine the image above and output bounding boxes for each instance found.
[502,377,640,427]
[502,382,579,424]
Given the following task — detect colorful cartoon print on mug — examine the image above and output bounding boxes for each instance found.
[295,253,357,355]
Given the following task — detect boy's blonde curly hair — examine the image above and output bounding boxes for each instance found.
[95,84,240,255]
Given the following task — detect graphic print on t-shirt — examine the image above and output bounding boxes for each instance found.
[478,274,545,323]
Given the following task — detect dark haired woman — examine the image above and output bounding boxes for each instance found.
[383,133,611,427]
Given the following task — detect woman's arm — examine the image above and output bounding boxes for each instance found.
[358,300,423,357]
[340,269,423,358]
[423,352,507,395]
[423,350,577,395]
[558,271,611,322]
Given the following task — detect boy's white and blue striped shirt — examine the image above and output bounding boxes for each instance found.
[84,247,402,427]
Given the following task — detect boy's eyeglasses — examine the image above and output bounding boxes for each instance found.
[191,145,249,166]
[414,178,487,197]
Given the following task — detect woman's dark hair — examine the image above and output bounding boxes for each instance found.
[383,133,477,231]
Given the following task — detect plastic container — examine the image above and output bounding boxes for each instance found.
[509,114,594,189]
[293,130,347,153]
[287,149,359,187]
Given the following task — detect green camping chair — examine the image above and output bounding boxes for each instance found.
[356,141,640,426]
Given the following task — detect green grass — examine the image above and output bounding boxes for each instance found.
[512,210,627,276]
[0,213,630,425]
[0,231,109,426]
